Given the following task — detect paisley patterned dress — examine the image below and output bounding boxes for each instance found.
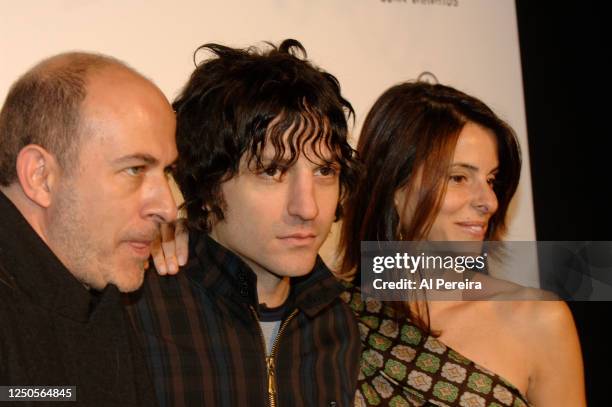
[340,285,532,407]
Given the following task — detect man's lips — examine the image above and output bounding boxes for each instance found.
[277,232,317,245]
[126,240,154,258]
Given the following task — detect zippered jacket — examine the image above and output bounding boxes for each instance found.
[125,232,360,407]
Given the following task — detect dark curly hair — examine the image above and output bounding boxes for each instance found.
[173,39,360,231]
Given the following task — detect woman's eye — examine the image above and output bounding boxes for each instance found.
[449,174,467,183]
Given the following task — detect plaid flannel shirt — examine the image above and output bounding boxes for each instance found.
[125,233,360,407]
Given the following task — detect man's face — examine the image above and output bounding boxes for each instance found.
[209,138,340,281]
[47,68,178,292]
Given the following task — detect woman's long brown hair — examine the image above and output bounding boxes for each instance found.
[339,81,521,330]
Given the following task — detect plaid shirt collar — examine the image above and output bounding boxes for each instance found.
[184,231,344,318]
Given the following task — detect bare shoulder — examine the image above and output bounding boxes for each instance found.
[463,273,570,334]
[517,300,579,354]
[525,300,585,405]
[471,289,580,369]
[530,299,574,329]
[493,299,585,406]
[469,271,557,301]
[487,296,574,335]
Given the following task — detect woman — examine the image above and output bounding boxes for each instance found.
[341,82,585,406]
[151,82,585,406]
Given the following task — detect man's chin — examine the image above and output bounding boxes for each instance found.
[112,263,147,293]
[115,279,145,293]
[273,257,318,278]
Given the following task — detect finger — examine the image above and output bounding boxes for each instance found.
[160,223,178,274]
[175,218,189,266]
[150,234,167,275]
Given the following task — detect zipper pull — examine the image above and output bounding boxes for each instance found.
[266,355,277,397]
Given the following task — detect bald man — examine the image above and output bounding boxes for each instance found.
[0,53,177,405]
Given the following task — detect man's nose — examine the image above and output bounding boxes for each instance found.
[287,171,318,221]
[145,175,178,224]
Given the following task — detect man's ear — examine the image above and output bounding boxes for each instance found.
[15,145,60,208]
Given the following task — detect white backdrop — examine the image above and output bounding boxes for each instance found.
[0,0,537,284]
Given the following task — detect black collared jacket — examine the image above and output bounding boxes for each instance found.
[0,192,157,406]
[125,232,360,407]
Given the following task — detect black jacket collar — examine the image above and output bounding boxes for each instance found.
[184,231,344,318]
[0,191,116,322]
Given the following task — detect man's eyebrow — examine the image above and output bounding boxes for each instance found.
[112,153,158,166]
